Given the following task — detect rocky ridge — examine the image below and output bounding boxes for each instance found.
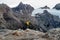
[35,10,60,32]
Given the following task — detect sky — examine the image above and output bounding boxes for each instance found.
[0,0,60,9]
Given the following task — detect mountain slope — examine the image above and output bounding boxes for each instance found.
[35,10,60,32]
[0,4,23,30]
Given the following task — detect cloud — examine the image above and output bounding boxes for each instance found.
[0,0,60,9]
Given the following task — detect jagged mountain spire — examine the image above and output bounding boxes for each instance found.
[12,2,34,13]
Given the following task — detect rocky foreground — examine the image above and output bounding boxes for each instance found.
[0,28,59,40]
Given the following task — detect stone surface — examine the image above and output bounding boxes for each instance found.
[0,29,48,40]
[0,28,60,40]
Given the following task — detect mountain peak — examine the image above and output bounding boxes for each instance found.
[18,2,24,7]
[40,6,50,9]
[43,10,49,13]
[41,10,52,17]
[53,3,60,10]
[12,2,34,13]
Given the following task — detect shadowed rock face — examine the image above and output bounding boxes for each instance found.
[35,10,60,32]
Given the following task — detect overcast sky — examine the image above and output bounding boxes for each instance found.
[0,0,60,9]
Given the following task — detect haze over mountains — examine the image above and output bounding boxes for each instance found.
[32,4,60,17]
